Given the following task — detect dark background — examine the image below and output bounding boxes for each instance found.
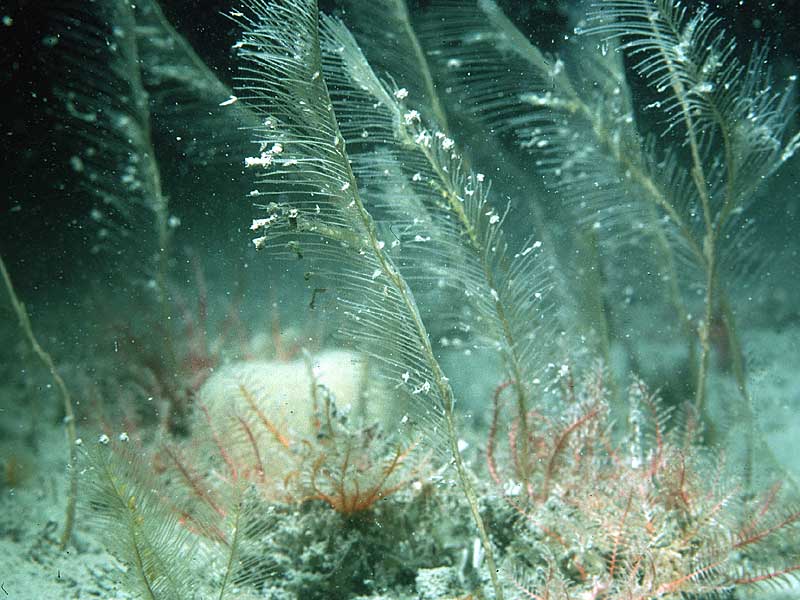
[1,0,798,295]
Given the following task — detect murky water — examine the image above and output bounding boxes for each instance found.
[2,0,799,598]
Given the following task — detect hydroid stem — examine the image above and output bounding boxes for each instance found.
[0,254,78,549]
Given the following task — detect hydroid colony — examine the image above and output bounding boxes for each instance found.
[42,0,800,597]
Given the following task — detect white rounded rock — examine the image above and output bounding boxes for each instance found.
[197,350,394,438]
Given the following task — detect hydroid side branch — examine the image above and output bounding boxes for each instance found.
[319,16,553,485]
[585,0,800,413]
[234,1,504,597]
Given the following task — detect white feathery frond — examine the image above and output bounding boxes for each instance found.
[234,0,455,449]
[320,15,556,413]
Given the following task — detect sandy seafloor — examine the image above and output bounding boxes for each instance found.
[1,298,799,599]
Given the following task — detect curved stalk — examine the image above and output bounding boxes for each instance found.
[1,255,78,549]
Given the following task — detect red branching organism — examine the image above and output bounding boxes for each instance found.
[307,424,423,514]
[488,364,800,599]
[158,378,426,541]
